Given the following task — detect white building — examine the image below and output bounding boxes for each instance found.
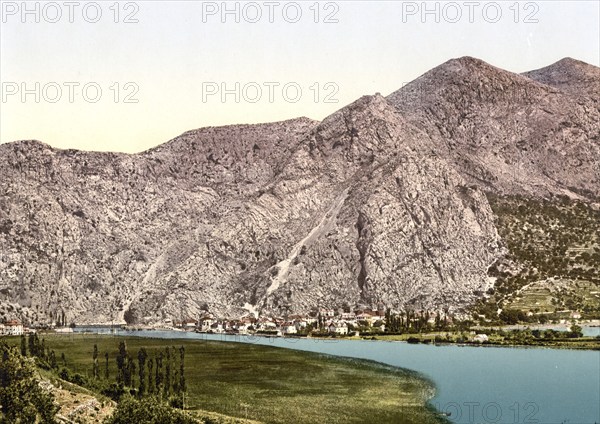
[2,320,24,336]
[473,334,489,343]
[200,315,215,331]
[328,322,348,335]
[282,323,297,334]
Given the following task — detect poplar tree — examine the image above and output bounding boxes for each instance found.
[20,334,27,356]
[147,357,155,394]
[164,347,171,398]
[116,341,127,387]
[93,344,99,379]
[137,348,148,396]
[179,346,186,394]
[155,352,163,395]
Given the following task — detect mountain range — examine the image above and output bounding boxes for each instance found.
[1,56,598,325]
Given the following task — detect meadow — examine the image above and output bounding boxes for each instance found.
[29,333,446,424]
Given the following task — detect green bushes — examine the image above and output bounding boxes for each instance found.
[104,396,197,424]
[0,341,59,424]
[56,366,87,387]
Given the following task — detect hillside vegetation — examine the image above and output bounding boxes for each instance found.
[479,194,600,319]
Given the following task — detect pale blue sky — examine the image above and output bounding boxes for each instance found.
[1,1,598,152]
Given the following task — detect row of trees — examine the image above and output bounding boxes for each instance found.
[312,309,456,335]
[92,341,188,408]
[1,339,195,424]
[384,309,451,333]
[20,333,65,370]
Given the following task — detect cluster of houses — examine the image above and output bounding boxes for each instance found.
[171,308,388,337]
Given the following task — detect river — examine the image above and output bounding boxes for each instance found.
[75,328,600,423]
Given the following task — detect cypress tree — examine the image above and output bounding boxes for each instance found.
[116,341,127,387]
[173,369,179,394]
[49,350,57,369]
[164,347,171,398]
[40,339,47,361]
[137,348,147,396]
[179,346,186,394]
[147,357,155,394]
[93,344,99,379]
[123,354,132,387]
[28,334,35,357]
[155,352,163,394]
[20,334,27,356]
[129,356,136,389]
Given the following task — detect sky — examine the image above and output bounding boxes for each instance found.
[1,0,599,153]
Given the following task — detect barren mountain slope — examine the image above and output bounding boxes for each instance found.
[0,95,501,323]
[523,57,600,103]
[1,56,598,325]
[0,119,317,323]
[387,57,600,201]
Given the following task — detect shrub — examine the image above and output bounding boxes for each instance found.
[104,395,197,424]
[0,341,59,423]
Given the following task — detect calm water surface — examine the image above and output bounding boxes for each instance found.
[76,328,600,424]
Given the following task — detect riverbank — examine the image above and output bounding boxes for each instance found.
[69,325,600,350]
[360,332,600,350]
[17,333,448,424]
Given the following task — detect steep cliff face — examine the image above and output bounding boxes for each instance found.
[0,57,597,324]
[0,119,319,324]
[252,95,502,315]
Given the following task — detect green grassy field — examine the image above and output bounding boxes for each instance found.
[23,334,446,424]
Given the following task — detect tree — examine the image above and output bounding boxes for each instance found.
[28,333,35,357]
[499,309,522,325]
[164,347,171,398]
[38,338,45,361]
[128,356,136,389]
[137,348,148,396]
[568,323,583,338]
[105,352,110,379]
[49,350,58,370]
[172,369,179,395]
[148,357,155,394]
[20,334,27,357]
[0,341,59,423]
[178,346,186,396]
[155,352,163,395]
[93,344,99,379]
[117,341,128,387]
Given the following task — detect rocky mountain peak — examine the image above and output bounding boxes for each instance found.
[522,57,600,101]
[388,56,554,111]
[386,57,600,200]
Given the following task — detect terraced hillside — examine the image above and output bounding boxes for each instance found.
[479,194,600,319]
